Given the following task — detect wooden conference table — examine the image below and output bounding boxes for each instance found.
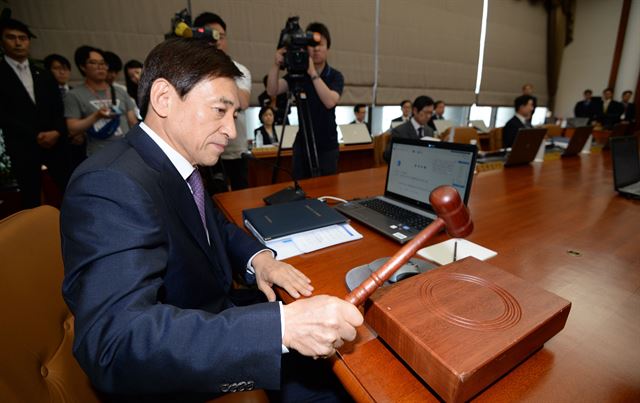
[213,151,640,402]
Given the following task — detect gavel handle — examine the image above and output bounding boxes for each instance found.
[345,217,446,306]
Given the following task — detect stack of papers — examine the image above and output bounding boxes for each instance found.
[417,238,497,266]
[259,223,363,260]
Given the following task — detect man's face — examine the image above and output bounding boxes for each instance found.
[82,51,107,81]
[622,92,632,103]
[50,60,70,85]
[401,102,412,117]
[603,90,613,100]
[165,77,239,166]
[435,102,445,116]
[520,100,534,118]
[522,85,533,95]
[308,36,328,66]
[1,28,30,62]
[206,23,228,53]
[413,105,434,126]
[355,107,366,123]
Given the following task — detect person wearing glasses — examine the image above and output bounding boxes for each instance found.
[0,18,70,207]
[64,45,137,157]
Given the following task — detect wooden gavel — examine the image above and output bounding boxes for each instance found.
[345,185,473,306]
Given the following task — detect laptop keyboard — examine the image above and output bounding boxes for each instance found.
[360,199,433,229]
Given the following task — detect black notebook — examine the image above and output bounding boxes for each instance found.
[243,198,348,241]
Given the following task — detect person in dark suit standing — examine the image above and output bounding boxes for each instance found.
[391,99,412,125]
[502,94,535,149]
[594,87,624,129]
[383,95,436,162]
[427,100,445,131]
[351,103,366,124]
[60,38,362,402]
[574,89,595,120]
[0,18,69,208]
[621,90,636,124]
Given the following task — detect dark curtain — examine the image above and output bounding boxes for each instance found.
[545,0,575,112]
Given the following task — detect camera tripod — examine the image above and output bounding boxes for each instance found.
[272,79,321,183]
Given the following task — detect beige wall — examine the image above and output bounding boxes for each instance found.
[554,0,623,119]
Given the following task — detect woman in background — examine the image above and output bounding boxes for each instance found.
[253,106,278,147]
[124,59,143,104]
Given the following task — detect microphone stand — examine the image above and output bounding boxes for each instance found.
[243,152,306,205]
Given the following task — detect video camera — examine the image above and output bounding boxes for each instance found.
[166,9,219,42]
[277,17,320,77]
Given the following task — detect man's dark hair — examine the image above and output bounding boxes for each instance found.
[622,90,632,97]
[514,95,534,112]
[306,22,331,48]
[354,104,366,113]
[193,12,226,31]
[603,87,614,93]
[583,89,593,95]
[74,45,105,77]
[44,53,71,70]
[103,51,122,73]
[434,100,445,108]
[400,99,411,108]
[0,17,36,38]
[412,95,434,112]
[138,38,242,119]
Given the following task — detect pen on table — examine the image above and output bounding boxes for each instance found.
[453,241,457,262]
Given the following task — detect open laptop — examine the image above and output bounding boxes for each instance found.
[610,136,640,199]
[549,126,593,157]
[469,119,490,133]
[477,128,546,167]
[335,138,477,243]
[275,125,299,149]
[566,117,589,128]
[339,123,372,145]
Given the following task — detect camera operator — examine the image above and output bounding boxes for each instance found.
[193,12,251,190]
[267,22,344,180]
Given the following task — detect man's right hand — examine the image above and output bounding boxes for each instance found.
[274,47,286,68]
[282,295,363,359]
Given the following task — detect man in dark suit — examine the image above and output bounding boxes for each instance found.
[60,38,362,401]
[621,90,636,124]
[391,99,412,124]
[594,87,624,129]
[0,18,69,207]
[383,95,436,162]
[427,100,445,131]
[502,94,535,149]
[351,103,366,124]
[574,89,595,120]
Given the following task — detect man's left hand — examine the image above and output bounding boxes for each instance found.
[252,251,314,301]
[36,130,60,148]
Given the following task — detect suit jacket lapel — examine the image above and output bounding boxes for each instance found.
[127,127,226,280]
[1,60,36,109]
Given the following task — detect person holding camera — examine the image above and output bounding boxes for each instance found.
[65,45,137,158]
[194,12,251,191]
[267,21,344,180]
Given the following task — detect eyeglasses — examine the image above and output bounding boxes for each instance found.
[86,60,107,67]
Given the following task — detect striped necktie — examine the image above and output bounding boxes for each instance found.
[187,168,207,229]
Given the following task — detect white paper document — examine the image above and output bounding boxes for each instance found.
[265,223,363,260]
[417,238,497,266]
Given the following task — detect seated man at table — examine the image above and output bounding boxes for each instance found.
[60,38,362,402]
[502,94,535,149]
[383,95,435,162]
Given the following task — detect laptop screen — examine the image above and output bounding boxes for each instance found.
[611,136,640,188]
[385,138,477,211]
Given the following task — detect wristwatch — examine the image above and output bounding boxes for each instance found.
[311,74,320,81]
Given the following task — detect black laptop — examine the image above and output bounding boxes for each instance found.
[610,136,640,199]
[335,138,477,243]
[550,126,593,157]
[478,128,547,167]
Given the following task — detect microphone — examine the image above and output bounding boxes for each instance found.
[174,21,220,41]
[241,152,306,205]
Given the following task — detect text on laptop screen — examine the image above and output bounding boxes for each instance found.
[387,142,474,204]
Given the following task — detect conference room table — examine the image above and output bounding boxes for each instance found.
[213,150,640,402]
